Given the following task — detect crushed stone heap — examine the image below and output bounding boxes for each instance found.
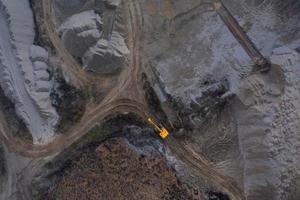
[83,31,129,74]
[56,1,129,75]
[58,10,103,58]
[0,0,58,144]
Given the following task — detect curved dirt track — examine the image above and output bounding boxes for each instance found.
[0,1,245,200]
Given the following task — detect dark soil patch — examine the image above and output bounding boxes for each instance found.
[0,144,5,176]
[205,191,230,200]
[51,76,86,133]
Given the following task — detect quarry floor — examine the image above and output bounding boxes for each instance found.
[1,0,300,200]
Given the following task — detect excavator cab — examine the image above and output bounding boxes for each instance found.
[147,117,169,139]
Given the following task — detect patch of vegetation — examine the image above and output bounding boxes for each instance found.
[67,125,105,154]
[51,76,87,133]
[44,112,146,171]
[66,112,146,153]
[0,87,32,143]
[0,145,6,176]
[0,144,6,194]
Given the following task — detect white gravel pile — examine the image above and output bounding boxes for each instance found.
[58,7,129,74]
[83,31,129,74]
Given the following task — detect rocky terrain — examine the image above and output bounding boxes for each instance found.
[0,0,299,200]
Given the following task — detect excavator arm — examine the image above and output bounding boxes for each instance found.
[213,0,270,71]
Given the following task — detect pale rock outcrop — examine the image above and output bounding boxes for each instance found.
[58,10,103,58]
[0,0,58,144]
[103,0,122,7]
[83,31,129,74]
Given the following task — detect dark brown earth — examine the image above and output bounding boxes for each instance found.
[39,138,200,200]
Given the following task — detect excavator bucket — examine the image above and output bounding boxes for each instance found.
[159,128,169,139]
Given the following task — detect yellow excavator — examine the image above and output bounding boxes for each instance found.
[147,117,169,139]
